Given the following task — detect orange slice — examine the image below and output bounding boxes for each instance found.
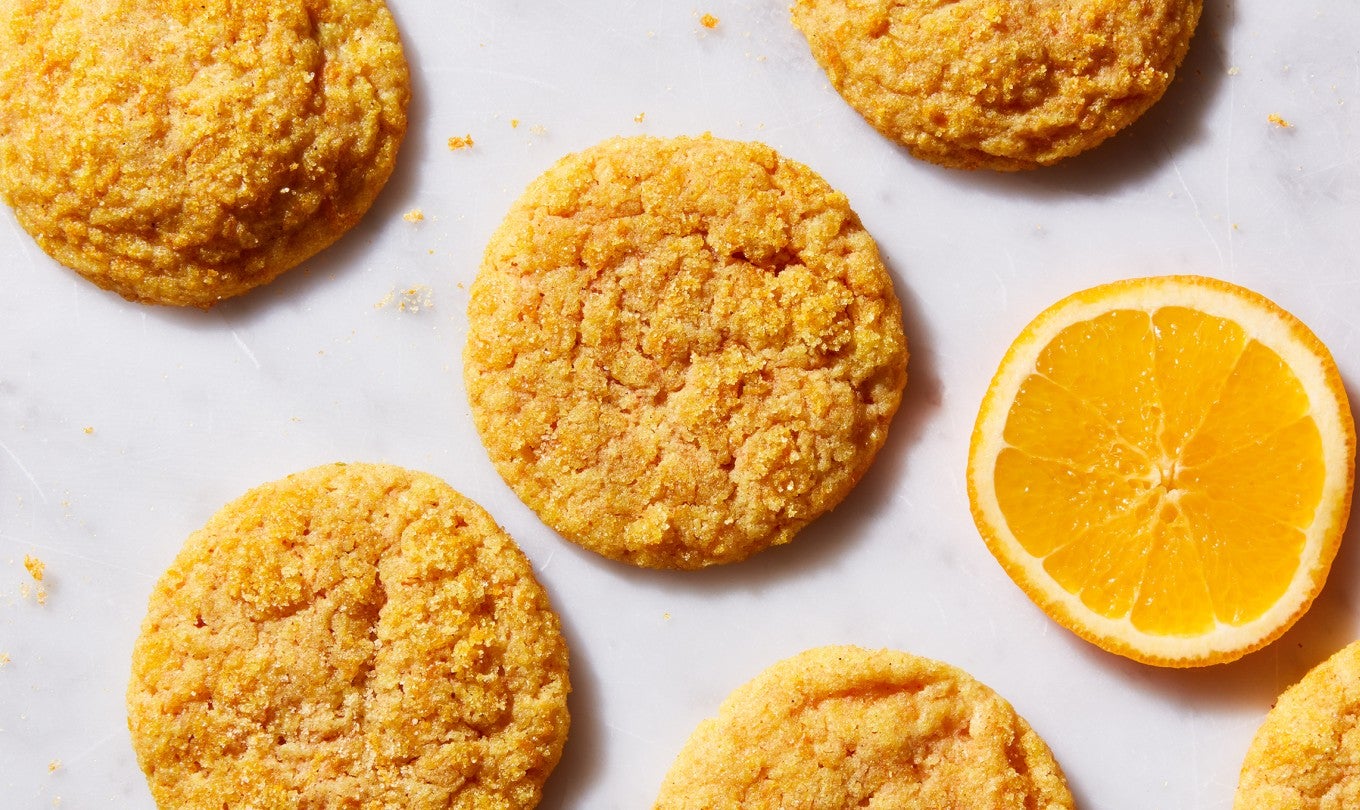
[968,276,1355,667]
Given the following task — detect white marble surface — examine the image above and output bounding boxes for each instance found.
[3,1,1360,807]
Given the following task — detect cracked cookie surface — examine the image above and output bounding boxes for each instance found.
[0,0,409,306]
[1236,640,1360,809]
[655,645,1073,809]
[464,135,908,570]
[127,463,569,809]
[792,0,1201,170]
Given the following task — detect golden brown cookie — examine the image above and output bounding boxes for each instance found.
[655,645,1074,809]
[464,135,908,570]
[127,463,570,809]
[791,0,1202,171]
[1235,640,1360,809]
[0,0,410,307]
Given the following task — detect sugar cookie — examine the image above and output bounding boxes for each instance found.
[127,463,569,808]
[465,135,908,569]
[0,0,409,306]
[792,0,1201,170]
[656,645,1073,808]
[1236,640,1360,809]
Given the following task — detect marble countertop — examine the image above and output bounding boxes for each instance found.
[4,2,1360,807]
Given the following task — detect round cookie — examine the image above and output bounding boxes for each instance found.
[464,135,908,570]
[126,463,570,809]
[1235,640,1360,808]
[791,0,1202,171]
[0,0,410,307]
[655,645,1074,808]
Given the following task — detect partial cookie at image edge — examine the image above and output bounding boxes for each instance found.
[655,645,1074,809]
[1235,640,1360,809]
[791,0,1203,170]
[126,462,570,809]
[0,0,411,307]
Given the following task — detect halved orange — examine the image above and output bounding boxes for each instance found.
[967,276,1355,667]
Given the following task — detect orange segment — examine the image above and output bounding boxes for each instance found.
[1003,374,1151,477]
[1034,308,1161,458]
[1042,493,1158,619]
[1179,493,1304,625]
[995,449,1150,558]
[1180,340,1312,467]
[1150,306,1247,459]
[968,276,1355,667]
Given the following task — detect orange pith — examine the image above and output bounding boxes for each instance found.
[968,276,1355,667]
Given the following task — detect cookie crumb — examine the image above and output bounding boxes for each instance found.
[403,209,425,223]
[529,124,548,136]
[1268,113,1293,128]
[23,555,45,582]
[36,585,48,606]
[48,760,61,773]
[82,426,94,435]
[379,285,435,313]
[1227,66,1240,76]
[447,134,474,151]
[510,119,520,129]
[634,112,647,124]
[700,13,719,29]
[0,652,10,668]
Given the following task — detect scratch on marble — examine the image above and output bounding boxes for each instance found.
[17,539,156,580]
[930,592,949,626]
[471,66,564,93]
[60,730,122,768]
[997,249,1016,310]
[230,329,261,370]
[606,722,652,744]
[0,441,47,504]
[1170,155,1225,273]
[536,548,557,574]
[1302,155,1360,178]
[1225,71,1236,272]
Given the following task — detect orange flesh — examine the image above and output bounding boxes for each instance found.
[995,307,1323,636]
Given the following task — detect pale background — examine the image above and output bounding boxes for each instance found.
[3,2,1360,807]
